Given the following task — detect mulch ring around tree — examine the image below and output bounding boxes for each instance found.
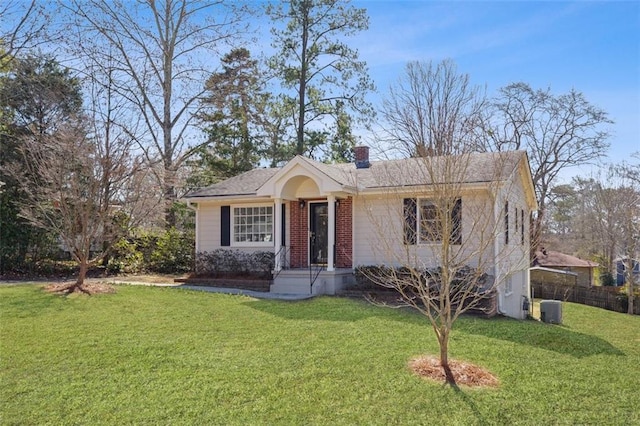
[409,355,499,388]
[44,282,116,295]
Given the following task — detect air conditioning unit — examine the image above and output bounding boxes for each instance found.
[540,300,562,324]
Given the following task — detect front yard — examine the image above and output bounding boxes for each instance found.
[1,284,639,424]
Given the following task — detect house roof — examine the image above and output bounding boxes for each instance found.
[186,168,279,198]
[184,150,529,199]
[534,250,599,268]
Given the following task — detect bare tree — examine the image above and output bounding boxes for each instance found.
[380,59,486,158]
[0,1,47,62]
[481,82,611,250]
[83,58,161,241]
[568,168,639,313]
[604,160,640,315]
[6,117,140,292]
[62,0,249,227]
[358,151,534,384]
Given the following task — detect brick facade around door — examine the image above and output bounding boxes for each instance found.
[288,197,353,269]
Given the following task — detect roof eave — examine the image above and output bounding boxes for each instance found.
[357,180,499,195]
[181,193,268,202]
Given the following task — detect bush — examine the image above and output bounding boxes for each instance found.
[107,228,195,274]
[107,237,144,274]
[195,250,274,279]
[600,271,616,287]
[148,228,194,273]
[355,265,491,294]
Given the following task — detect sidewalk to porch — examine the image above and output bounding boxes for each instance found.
[177,284,315,300]
[106,279,315,301]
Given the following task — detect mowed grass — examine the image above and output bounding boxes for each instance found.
[1,285,639,425]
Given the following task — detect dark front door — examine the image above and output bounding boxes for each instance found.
[310,202,328,264]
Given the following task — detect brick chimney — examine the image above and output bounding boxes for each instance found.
[354,145,370,169]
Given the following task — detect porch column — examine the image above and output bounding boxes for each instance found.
[274,198,282,272]
[327,195,335,271]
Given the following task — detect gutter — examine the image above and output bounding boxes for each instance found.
[494,189,505,316]
[186,201,198,253]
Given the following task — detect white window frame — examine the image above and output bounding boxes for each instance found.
[505,275,513,296]
[418,199,442,244]
[416,198,461,245]
[230,203,274,247]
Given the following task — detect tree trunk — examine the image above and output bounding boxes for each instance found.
[626,259,635,315]
[164,181,176,228]
[439,330,456,385]
[76,259,88,287]
[296,2,310,156]
[164,164,176,228]
[63,258,91,295]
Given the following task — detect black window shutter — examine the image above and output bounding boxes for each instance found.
[451,198,462,245]
[403,198,417,245]
[221,206,231,246]
[521,209,525,245]
[281,203,286,246]
[504,201,509,245]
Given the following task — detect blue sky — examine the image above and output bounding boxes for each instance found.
[342,1,639,173]
[6,1,636,178]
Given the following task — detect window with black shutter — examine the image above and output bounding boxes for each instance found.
[404,197,462,245]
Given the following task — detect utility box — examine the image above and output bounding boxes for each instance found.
[540,300,562,324]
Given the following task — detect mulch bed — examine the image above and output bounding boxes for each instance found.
[409,355,499,388]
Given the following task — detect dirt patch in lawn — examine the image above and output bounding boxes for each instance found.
[44,282,117,295]
[409,355,499,389]
[108,274,187,284]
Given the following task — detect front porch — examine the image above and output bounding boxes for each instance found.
[257,156,356,296]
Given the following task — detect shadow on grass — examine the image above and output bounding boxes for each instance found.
[457,316,624,358]
[451,385,490,426]
[0,285,63,318]
[243,296,422,324]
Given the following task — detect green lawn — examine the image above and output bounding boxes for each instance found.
[1,284,639,425]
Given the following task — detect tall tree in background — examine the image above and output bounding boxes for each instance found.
[192,48,266,186]
[266,0,374,157]
[0,54,83,272]
[262,95,297,167]
[619,154,640,315]
[481,82,611,250]
[1,54,82,136]
[82,57,156,244]
[64,0,248,227]
[326,100,356,163]
[381,59,486,158]
[605,158,640,314]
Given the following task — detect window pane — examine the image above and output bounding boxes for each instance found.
[232,205,274,245]
[419,200,441,242]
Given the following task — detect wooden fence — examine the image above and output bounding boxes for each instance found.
[531,282,640,315]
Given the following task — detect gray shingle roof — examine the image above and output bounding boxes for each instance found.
[184,151,527,198]
[185,168,279,197]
